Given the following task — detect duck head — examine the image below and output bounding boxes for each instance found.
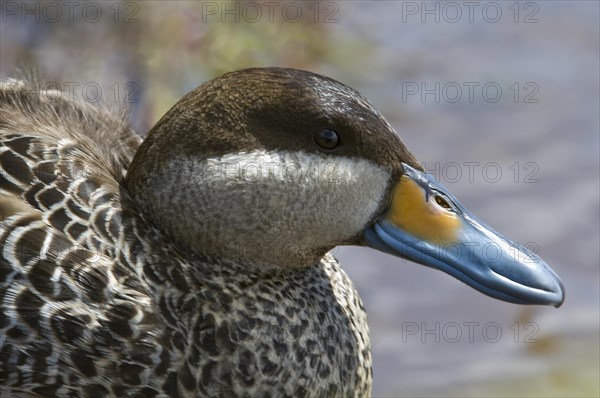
[125,67,564,307]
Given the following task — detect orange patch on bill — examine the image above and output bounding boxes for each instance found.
[385,176,461,244]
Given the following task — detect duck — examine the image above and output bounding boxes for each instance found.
[0,67,564,397]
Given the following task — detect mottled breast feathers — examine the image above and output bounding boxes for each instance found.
[1,77,372,397]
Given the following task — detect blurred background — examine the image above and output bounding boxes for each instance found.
[1,1,598,396]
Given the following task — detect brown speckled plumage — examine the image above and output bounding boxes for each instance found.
[0,67,566,397]
[0,69,411,397]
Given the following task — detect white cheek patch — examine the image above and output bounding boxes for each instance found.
[157,149,390,267]
[202,150,389,238]
[203,151,343,186]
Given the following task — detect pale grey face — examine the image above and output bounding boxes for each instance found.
[151,149,391,268]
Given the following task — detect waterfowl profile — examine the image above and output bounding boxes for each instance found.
[0,68,564,397]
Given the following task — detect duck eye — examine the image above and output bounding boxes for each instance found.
[314,129,340,150]
[434,194,453,211]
